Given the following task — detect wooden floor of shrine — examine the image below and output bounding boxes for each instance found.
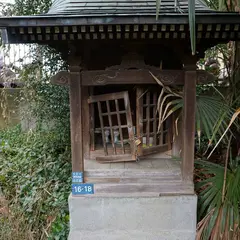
[84,152,194,196]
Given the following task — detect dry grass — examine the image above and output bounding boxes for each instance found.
[0,196,35,240]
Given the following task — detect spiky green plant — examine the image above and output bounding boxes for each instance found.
[156,0,196,55]
[195,157,240,239]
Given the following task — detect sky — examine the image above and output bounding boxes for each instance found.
[0,0,15,3]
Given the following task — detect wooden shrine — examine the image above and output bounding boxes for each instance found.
[51,52,214,167]
[0,0,239,238]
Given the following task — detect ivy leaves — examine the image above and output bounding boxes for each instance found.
[0,127,71,239]
[14,0,52,15]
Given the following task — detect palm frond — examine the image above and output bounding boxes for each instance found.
[188,0,196,55]
[195,159,240,239]
[156,0,161,20]
[155,0,196,54]
[152,73,239,154]
[196,95,235,148]
[207,108,240,159]
[162,99,183,123]
[157,93,178,131]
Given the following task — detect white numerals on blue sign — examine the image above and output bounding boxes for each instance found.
[72,183,94,195]
[72,172,83,183]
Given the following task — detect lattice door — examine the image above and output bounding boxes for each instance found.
[88,91,136,162]
[136,87,172,156]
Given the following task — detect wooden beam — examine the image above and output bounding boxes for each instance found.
[88,91,129,103]
[51,69,215,86]
[81,69,215,86]
[89,87,95,151]
[82,69,184,86]
[96,154,136,163]
[182,68,196,181]
[69,67,84,176]
[142,144,169,156]
[50,70,70,85]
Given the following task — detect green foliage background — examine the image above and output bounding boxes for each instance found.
[0,1,72,239]
[0,127,71,239]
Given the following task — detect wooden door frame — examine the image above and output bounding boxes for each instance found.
[136,87,172,157]
[88,91,136,162]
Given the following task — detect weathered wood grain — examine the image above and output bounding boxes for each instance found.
[115,99,125,154]
[84,158,180,173]
[50,70,70,85]
[89,87,95,151]
[88,91,129,103]
[123,91,136,160]
[146,92,150,146]
[81,69,215,86]
[97,101,108,155]
[82,86,90,159]
[51,69,215,86]
[136,87,143,156]
[69,68,84,174]
[182,69,196,181]
[96,155,137,163]
[89,147,132,160]
[88,91,135,161]
[136,88,171,156]
[142,144,169,156]
[106,100,117,155]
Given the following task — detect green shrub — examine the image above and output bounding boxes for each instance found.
[0,125,71,239]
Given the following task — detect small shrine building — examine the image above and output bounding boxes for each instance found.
[0,1,239,239]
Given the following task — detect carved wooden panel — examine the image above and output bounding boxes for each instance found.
[81,69,215,86]
[82,69,184,86]
[50,69,215,86]
[50,71,70,85]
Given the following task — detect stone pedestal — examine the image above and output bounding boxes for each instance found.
[68,194,197,240]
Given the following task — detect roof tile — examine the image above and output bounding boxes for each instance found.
[48,0,213,15]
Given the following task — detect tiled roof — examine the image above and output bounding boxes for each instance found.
[48,0,213,15]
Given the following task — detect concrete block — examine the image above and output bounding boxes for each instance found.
[68,194,197,240]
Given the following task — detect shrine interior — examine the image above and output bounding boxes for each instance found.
[88,85,170,160]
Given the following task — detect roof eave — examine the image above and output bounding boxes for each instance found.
[0,12,239,28]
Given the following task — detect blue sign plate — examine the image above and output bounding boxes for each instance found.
[72,172,83,183]
[72,183,94,195]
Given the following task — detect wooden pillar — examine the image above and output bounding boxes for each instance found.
[182,65,196,181]
[69,65,84,176]
[82,86,90,159]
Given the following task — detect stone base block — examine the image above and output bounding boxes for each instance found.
[68,194,197,240]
